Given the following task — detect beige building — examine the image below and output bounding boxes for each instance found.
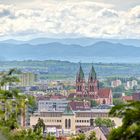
[30,106,121,135]
[111,80,122,88]
[19,72,36,86]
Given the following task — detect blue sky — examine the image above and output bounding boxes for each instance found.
[0,0,139,40]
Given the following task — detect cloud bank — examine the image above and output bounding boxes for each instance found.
[0,1,139,39]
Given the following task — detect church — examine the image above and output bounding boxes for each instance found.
[75,64,113,105]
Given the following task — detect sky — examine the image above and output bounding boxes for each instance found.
[0,0,140,40]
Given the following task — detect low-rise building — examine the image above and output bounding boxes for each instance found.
[111,80,122,88]
[30,106,121,135]
[18,72,37,87]
[38,99,69,112]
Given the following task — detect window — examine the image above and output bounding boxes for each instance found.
[65,119,67,129]
[68,119,71,128]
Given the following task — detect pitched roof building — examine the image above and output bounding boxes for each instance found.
[74,64,112,105]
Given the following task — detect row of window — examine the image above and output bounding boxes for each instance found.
[76,120,89,123]
[44,119,61,123]
[76,113,108,117]
[40,113,62,117]
[39,103,67,105]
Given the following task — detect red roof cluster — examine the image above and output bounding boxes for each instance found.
[50,95,66,100]
[67,93,76,99]
[122,95,133,101]
[98,88,111,98]
[69,101,90,111]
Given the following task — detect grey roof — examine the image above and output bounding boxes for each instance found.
[63,104,75,115]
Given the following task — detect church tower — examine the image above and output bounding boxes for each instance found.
[76,64,85,97]
[88,65,99,96]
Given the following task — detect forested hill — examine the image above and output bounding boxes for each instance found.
[0,60,140,79]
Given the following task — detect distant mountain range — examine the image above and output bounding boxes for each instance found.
[1,37,140,47]
[0,38,140,62]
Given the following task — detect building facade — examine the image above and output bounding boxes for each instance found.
[75,65,112,105]
[19,72,36,87]
[38,99,69,112]
[30,106,121,135]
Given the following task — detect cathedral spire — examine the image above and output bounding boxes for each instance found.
[89,64,96,81]
[76,63,85,96]
[76,63,84,81]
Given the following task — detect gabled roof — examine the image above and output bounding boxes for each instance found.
[88,65,96,80]
[98,88,111,98]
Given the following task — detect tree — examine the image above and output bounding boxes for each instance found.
[11,128,43,140]
[0,69,19,89]
[87,131,97,140]
[95,118,102,127]
[109,101,140,140]
[18,97,29,127]
[71,134,85,140]
[34,118,45,133]
[46,133,56,140]
[95,118,114,128]
[113,98,124,106]
[0,69,44,139]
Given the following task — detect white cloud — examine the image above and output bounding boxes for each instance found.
[96,8,118,18]
[128,5,140,18]
[0,1,139,39]
[0,4,15,18]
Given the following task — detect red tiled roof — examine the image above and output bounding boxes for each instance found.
[69,101,90,111]
[122,95,133,101]
[68,93,76,99]
[98,88,111,98]
[36,96,50,101]
[50,95,66,99]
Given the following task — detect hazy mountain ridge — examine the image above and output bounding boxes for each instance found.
[1,38,140,47]
[0,41,140,61]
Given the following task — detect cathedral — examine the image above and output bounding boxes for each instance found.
[75,64,113,105]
